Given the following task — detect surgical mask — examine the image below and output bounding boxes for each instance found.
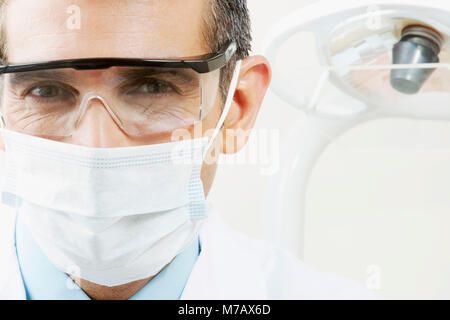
[0,60,242,287]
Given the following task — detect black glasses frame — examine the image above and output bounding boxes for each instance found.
[0,41,237,75]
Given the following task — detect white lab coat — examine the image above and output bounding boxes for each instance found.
[0,205,378,300]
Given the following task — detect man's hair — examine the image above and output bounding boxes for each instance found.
[203,0,252,100]
[0,0,251,100]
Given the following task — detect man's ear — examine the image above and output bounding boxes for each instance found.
[221,55,271,154]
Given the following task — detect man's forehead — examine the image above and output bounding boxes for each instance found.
[5,0,209,63]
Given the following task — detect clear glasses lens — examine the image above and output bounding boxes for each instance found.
[0,66,221,137]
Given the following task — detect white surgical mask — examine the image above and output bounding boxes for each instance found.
[1,61,242,287]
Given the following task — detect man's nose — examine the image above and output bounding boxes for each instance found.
[70,97,129,148]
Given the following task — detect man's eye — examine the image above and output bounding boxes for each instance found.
[29,85,65,98]
[131,79,174,95]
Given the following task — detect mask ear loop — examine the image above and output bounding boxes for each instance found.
[202,59,242,158]
[0,110,6,128]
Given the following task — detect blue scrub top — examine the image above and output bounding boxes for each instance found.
[14,213,201,300]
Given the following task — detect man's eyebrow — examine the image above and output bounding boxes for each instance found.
[8,70,75,86]
[6,68,199,88]
[115,68,198,84]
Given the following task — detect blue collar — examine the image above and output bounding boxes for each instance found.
[14,213,200,300]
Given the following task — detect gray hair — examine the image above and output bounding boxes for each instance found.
[203,0,252,101]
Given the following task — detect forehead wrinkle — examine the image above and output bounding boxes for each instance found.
[6,0,210,63]
[9,35,189,62]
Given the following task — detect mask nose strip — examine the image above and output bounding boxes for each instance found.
[75,92,125,130]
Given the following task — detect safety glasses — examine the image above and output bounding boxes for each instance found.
[0,42,237,138]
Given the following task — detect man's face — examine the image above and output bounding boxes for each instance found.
[3,0,228,196]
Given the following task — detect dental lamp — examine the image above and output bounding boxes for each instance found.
[262,0,450,258]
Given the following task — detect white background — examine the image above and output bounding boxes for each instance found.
[208,0,450,299]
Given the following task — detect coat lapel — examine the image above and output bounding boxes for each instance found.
[181,209,268,299]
